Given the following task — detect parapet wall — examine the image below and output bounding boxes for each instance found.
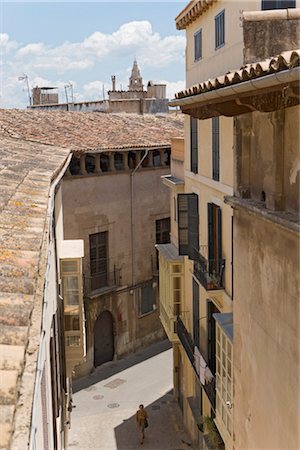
[243,8,300,63]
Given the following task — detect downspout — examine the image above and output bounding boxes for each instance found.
[130,149,149,288]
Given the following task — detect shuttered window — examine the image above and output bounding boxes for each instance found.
[156,217,170,244]
[178,193,199,260]
[215,10,225,49]
[89,231,108,291]
[193,279,200,348]
[207,203,222,276]
[212,117,220,181]
[261,0,295,9]
[194,29,202,61]
[190,117,198,174]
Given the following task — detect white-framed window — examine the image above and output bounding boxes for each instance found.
[216,323,233,437]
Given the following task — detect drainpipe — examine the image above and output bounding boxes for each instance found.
[130,149,149,288]
[130,149,149,353]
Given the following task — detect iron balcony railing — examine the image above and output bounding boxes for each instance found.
[84,266,121,297]
[176,315,217,411]
[193,246,225,291]
[203,375,216,410]
[176,316,194,366]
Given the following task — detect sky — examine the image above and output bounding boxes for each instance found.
[0,1,187,108]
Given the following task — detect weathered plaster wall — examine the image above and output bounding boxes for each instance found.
[243,9,300,64]
[233,209,300,449]
[237,106,300,214]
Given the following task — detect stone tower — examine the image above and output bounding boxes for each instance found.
[128,59,144,92]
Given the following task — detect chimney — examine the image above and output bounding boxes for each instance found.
[111,75,116,92]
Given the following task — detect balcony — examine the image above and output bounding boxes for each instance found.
[194,246,225,291]
[159,303,178,342]
[84,267,121,298]
[203,376,216,411]
[176,316,194,366]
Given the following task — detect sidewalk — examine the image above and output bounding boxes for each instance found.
[68,340,192,450]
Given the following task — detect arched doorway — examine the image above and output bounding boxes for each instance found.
[94,311,114,368]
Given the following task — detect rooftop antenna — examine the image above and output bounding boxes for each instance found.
[102,83,105,100]
[64,82,74,103]
[18,74,32,106]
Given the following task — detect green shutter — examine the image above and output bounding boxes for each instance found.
[207,203,214,264]
[188,194,199,260]
[178,194,189,255]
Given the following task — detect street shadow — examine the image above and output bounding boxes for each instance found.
[73,339,172,393]
[114,389,192,450]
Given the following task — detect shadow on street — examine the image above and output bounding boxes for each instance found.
[114,390,192,450]
[73,339,172,394]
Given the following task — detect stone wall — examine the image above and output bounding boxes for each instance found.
[243,9,300,63]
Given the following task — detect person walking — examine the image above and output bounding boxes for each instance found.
[136,404,148,445]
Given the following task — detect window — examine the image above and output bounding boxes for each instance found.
[156,217,170,244]
[208,203,223,282]
[89,231,108,291]
[190,117,198,174]
[261,0,295,9]
[192,279,200,348]
[174,196,177,222]
[212,117,220,181]
[178,193,199,260]
[215,10,225,49]
[140,282,155,315]
[194,29,202,61]
[216,323,233,437]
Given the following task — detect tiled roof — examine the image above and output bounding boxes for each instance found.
[175,0,216,30]
[175,49,300,99]
[0,111,184,153]
[0,137,70,449]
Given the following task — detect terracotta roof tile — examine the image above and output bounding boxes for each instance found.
[0,136,70,449]
[0,111,184,153]
[175,49,300,99]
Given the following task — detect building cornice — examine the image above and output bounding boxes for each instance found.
[175,0,216,30]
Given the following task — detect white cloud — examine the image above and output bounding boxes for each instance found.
[159,80,185,99]
[1,23,185,108]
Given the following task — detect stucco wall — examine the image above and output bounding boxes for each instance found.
[233,208,300,448]
[185,1,259,87]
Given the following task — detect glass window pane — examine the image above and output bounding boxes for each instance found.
[65,276,78,290]
[66,293,79,306]
[65,315,80,331]
[66,335,81,347]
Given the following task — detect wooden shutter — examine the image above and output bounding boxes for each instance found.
[216,206,222,272]
[178,194,189,255]
[212,117,219,181]
[190,117,198,174]
[178,193,199,260]
[193,279,200,348]
[207,203,214,265]
[188,194,199,260]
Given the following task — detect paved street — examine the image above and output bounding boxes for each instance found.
[68,340,192,450]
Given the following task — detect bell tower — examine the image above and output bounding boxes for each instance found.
[128,59,144,92]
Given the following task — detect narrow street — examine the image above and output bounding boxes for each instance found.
[68,340,192,450]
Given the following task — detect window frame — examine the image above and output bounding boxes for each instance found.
[156,217,171,244]
[194,29,202,62]
[212,116,220,182]
[190,117,198,174]
[139,281,156,317]
[215,9,225,50]
[261,0,295,9]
